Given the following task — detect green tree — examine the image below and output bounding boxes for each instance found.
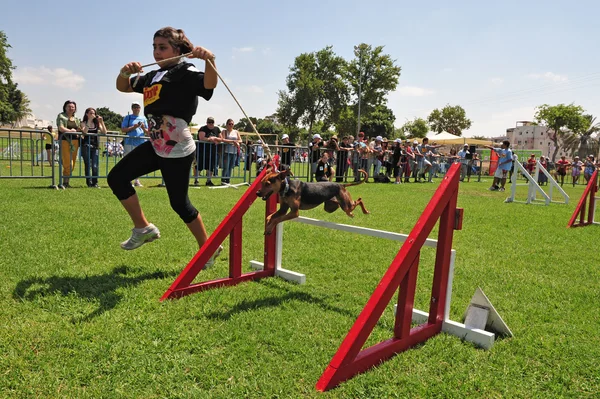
[0,31,31,125]
[334,106,358,137]
[0,31,14,83]
[534,103,587,161]
[427,104,472,136]
[347,44,401,133]
[359,105,396,138]
[96,107,124,132]
[400,117,429,138]
[277,46,349,134]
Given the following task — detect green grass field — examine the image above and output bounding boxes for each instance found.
[1,176,599,398]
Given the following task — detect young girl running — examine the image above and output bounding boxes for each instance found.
[108,27,221,267]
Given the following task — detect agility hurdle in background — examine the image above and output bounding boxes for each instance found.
[505,160,568,205]
[567,170,598,227]
[161,163,489,391]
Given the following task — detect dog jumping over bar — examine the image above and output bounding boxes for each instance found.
[256,167,370,235]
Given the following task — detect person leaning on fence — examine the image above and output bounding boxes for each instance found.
[43,125,57,166]
[335,136,352,183]
[391,138,403,184]
[80,107,107,188]
[194,116,221,186]
[121,102,149,187]
[309,133,323,181]
[220,119,241,185]
[109,26,222,267]
[254,138,265,176]
[457,144,470,182]
[485,140,512,192]
[56,100,81,189]
[279,133,295,168]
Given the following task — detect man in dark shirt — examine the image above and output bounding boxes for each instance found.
[309,133,323,181]
[194,116,221,186]
[336,136,353,182]
[279,133,295,168]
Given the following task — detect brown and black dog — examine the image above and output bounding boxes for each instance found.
[256,168,370,235]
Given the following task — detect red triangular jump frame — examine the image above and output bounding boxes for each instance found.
[315,162,463,391]
[160,167,278,300]
[567,170,598,228]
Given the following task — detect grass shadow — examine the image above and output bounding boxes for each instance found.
[205,279,357,321]
[13,265,178,323]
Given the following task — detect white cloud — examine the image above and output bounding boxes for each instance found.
[442,67,453,72]
[395,86,435,97]
[234,47,254,53]
[14,66,85,90]
[527,72,568,83]
[490,77,504,85]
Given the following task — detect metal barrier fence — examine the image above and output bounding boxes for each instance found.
[0,128,259,187]
[3,128,595,187]
[0,128,56,185]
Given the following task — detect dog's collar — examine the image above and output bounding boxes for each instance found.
[280,176,290,196]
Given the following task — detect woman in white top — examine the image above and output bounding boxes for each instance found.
[220,118,241,184]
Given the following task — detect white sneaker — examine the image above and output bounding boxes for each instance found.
[134,180,143,187]
[120,224,160,250]
[203,245,224,270]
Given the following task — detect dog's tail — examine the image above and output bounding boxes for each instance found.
[343,169,368,187]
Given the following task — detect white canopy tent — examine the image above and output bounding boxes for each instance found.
[425,131,494,146]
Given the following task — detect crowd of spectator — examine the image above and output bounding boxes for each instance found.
[45,104,599,190]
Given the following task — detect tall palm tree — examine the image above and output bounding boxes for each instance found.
[561,114,600,158]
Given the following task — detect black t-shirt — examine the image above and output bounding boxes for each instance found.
[131,62,213,124]
[309,141,323,163]
[280,141,295,165]
[196,124,220,158]
[198,125,220,141]
[82,125,99,147]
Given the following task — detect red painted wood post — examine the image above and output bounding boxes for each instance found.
[428,179,459,326]
[394,254,420,339]
[229,222,243,278]
[568,170,598,227]
[263,194,278,272]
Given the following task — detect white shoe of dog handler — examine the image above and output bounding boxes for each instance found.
[120,224,161,250]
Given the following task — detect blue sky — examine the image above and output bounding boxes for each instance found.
[5,0,600,137]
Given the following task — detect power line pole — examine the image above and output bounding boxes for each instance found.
[356,46,363,136]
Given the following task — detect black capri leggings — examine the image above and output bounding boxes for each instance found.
[107,141,198,223]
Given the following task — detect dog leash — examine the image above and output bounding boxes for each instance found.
[203,58,272,160]
[132,54,272,160]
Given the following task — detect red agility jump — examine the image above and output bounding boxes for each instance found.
[315,162,463,391]
[567,170,598,228]
[161,163,464,392]
[160,167,278,300]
